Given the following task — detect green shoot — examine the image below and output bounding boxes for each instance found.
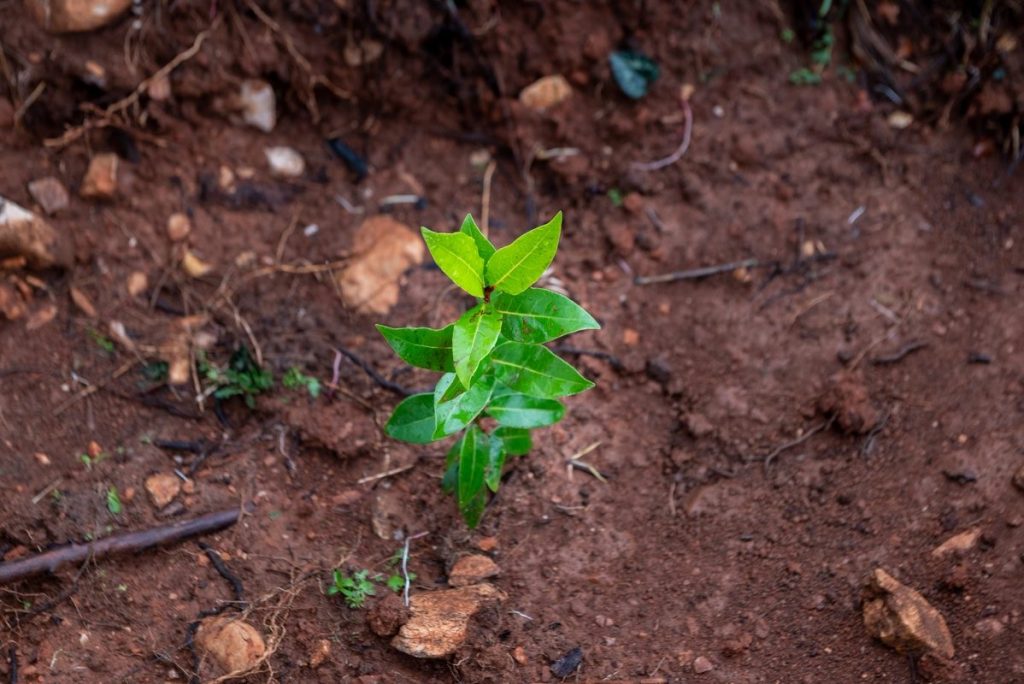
[282,367,321,398]
[199,347,273,408]
[377,213,599,528]
[327,569,377,608]
[106,486,122,515]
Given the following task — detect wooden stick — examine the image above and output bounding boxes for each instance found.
[0,507,242,586]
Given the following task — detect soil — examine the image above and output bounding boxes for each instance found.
[2,2,1024,683]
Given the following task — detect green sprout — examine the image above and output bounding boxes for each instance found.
[377,213,599,527]
[199,347,273,409]
[89,328,115,354]
[327,569,377,608]
[106,486,122,515]
[282,367,321,398]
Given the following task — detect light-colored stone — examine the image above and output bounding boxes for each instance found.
[0,283,26,320]
[80,153,118,200]
[239,80,276,133]
[308,639,330,668]
[931,528,981,557]
[144,473,181,509]
[194,616,266,675]
[448,554,500,587]
[519,75,572,111]
[264,146,305,178]
[27,177,70,215]
[391,583,506,658]
[25,0,132,33]
[0,196,70,268]
[182,250,213,278]
[167,213,191,242]
[862,568,954,658]
[127,271,148,296]
[693,655,714,674]
[336,216,424,314]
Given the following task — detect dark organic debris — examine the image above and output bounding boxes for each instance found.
[327,137,369,181]
[550,646,584,678]
[943,469,978,486]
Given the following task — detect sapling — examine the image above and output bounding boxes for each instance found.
[377,212,598,527]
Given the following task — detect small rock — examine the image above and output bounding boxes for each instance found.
[80,153,119,200]
[511,645,527,665]
[622,328,640,346]
[194,616,266,675]
[182,250,213,278]
[818,370,879,434]
[475,536,498,552]
[264,146,305,178]
[448,554,500,587]
[931,528,981,557]
[127,271,148,297]
[887,111,914,129]
[309,638,331,668]
[0,196,70,268]
[367,591,409,637]
[862,568,954,659]
[693,656,714,674]
[391,583,506,658]
[645,357,672,386]
[25,303,57,330]
[681,411,714,438]
[70,286,97,318]
[1013,463,1024,493]
[167,213,191,242]
[239,80,276,132]
[25,0,132,33]
[0,283,26,320]
[33,452,51,466]
[27,177,70,215]
[519,75,572,111]
[550,646,583,678]
[145,473,181,509]
[336,216,425,314]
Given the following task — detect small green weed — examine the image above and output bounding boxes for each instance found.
[199,347,273,408]
[106,486,122,515]
[89,328,115,354]
[327,569,377,608]
[283,367,321,398]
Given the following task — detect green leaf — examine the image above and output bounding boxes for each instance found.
[485,213,562,295]
[459,214,495,260]
[457,425,489,528]
[484,438,506,493]
[106,486,122,515]
[421,228,485,297]
[433,372,496,439]
[385,393,437,443]
[452,304,503,387]
[495,426,531,455]
[442,435,461,494]
[492,288,599,343]
[376,324,455,372]
[491,341,594,398]
[485,393,565,428]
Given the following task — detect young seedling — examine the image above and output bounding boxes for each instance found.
[327,568,377,608]
[282,366,321,398]
[198,346,273,408]
[377,212,599,527]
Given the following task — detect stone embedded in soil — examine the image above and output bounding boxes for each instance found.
[448,554,500,587]
[26,0,132,33]
[144,473,181,509]
[818,370,880,434]
[265,146,306,178]
[367,591,409,637]
[336,216,425,314]
[166,213,192,242]
[80,153,119,200]
[390,583,506,658]
[862,568,954,659]
[194,616,266,675]
[0,283,26,320]
[519,75,572,111]
[239,80,276,132]
[309,638,331,668]
[0,196,70,268]
[550,646,583,678]
[931,528,981,557]
[27,177,70,215]
[127,271,148,296]
[693,655,714,673]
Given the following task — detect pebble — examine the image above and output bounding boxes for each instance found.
[550,646,583,678]
[194,616,265,675]
[448,554,500,587]
[391,583,506,658]
[33,452,51,466]
[27,177,70,215]
[182,250,213,278]
[0,195,70,268]
[80,153,119,200]
[309,639,331,668]
[475,536,498,552]
[512,645,527,665]
[145,473,181,509]
[126,271,148,296]
[239,80,276,132]
[622,328,640,346]
[166,213,191,242]
[931,527,981,557]
[693,656,714,674]
[26,0,132,33]
[862,568,954,658]
[264,146,305,178]
[519,75,572,111]
[336,216,425,314]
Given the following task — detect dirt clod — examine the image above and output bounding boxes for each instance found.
[818,371,880,434]
[367,591,409,638]
[166,213,191,242]
[693,655,714,673]
[390,583,506,658]
[27,177,70,215]
[862,568,955,658]
[550,646,583,678]
[519,75,572,111]
[448,554,500,587]
[80,154,119,200]
[308,638,331,668]
[194,616,266,675]
[144,473,181,509]
[0,196,70,268]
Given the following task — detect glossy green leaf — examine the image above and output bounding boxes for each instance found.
[485,393,565,428]
[385,393,437,444]
[459,214,495,260]
[433,372,496,439]
[376,324,454,372]
[495,426,531,455]
[491,341,594,398]
[442,435,462,494]
[492,288,599,343]
[421,228,485,297]
[484,438,507,493]
[485,213,562,295]
[452,304,502,387]
[457,425,489,528]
